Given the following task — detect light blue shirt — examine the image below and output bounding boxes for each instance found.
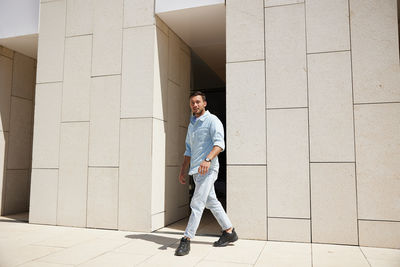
[184,110,225,175]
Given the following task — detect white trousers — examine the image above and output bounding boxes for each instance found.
[184,170,233,239]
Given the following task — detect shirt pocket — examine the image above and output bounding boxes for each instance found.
[195,126,209,142]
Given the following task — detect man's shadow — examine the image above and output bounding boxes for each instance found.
[124,233,216,251]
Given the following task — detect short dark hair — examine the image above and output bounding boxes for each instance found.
[189,91,206,101]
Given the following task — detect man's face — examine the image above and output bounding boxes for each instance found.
[190,95,207,117]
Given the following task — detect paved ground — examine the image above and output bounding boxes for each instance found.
[0,212,399,267]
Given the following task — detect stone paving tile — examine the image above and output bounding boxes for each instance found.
[312,243,370,267]
[0,245,61,266]
[361,246,400,267]
[255,241,312,267]
[115,233,179,256]
[19,261,73,267]
[32,227,104,248]
[1,214,399,267]
[196,261,252,267]
[38,238,130,265]
[136,247,203,267]
[77,251,150,267]
[204,239,266,265]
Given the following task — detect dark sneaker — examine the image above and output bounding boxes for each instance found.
[213,228,238,247]
[175,237,190,256]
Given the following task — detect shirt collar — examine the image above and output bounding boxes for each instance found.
[191,110,210,124]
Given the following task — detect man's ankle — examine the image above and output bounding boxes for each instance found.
[225,227,233,233]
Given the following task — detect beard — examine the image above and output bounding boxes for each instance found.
[192,107,204,116]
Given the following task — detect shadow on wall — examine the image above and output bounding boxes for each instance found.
[154,17,192,229]
[0,45,36,216]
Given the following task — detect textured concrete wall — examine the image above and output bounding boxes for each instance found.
[226,0,400,249]
[0,46,36,216]
[30,0,191,232]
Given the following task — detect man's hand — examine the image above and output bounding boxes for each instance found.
[178,156,190,184]
[179,171,186,184]
[198,160,211,175]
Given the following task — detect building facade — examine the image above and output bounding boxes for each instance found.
[0,0,399,249]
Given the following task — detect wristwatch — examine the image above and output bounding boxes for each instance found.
[205,157,211,162]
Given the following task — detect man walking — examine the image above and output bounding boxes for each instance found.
[175,91,238,256]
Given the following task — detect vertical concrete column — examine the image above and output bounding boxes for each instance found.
[350,0,400,249]
[226,0,267,240]
[119,1,191,231]
[30,0,66,224]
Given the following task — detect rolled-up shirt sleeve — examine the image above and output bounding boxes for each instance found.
[210,117,225,152]
[184,130,191,157]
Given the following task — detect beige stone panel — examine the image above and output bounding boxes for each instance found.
[151,119,166,215]
[166,81,180,166]
[308,52,355,162]
[168,30,180,85]
[89,75,120,167]
[268,218,310,242]
[12,53,36,100]
[312,243,370,267]
[57,122,89,227]
[66,0,93,37]
[119,118,152,231]
[92,30,122,77]
[165,166,189,225]
[226,0,264,62]
[310,163,358,245]
[354,103,400,221]
[0,46,14,58]
[179,36,190,56]
[265,0,303,7]
[36,0,66,82]
[0,131,7,213]
[121,26,155,118]
[156,16,169,36]
[178,126,187,160]
[166,121,180,166]
[62,35,92,122]
[87,167,118,229]
[226,61,266,165]
[7,97,33,169]
[255,242,311,267]
[305,0,350,53]
[350,0,400,103]
[92,0,123,76]
[153,27,168,121]
[39,0,66,39]
[267,108,310,218]
[227,166,267,240]
[36,37,65,83]
[151,212,165,231]
[265,3,307,108]
[359,220,400,249]
[123,0,155,28]
[179,49,191,127]
[165,206,188,226]
[29,169,58,225]
[93,0,123,35]
[3,170,30,214]
[0,55,12,132]
[32,83,62,169]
